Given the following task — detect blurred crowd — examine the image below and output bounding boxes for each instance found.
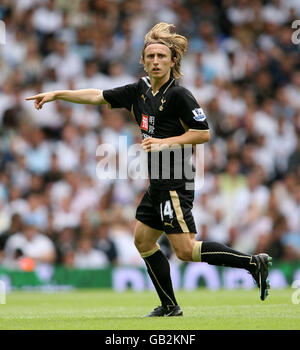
[0,0,300,271]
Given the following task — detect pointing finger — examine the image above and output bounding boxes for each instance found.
[25,95,39,101]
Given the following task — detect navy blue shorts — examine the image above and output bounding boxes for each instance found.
[135,186,196,234]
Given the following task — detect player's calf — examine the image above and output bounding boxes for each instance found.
[191,241,272,300]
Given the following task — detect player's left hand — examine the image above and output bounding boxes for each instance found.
[141,137,170,152]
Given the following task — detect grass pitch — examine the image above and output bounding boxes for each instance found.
[0,288,299,330]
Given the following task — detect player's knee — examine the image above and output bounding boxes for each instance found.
[134,236,143,252]
[134,236,151,253]
[134,227,144,252]
[174,248,192,262]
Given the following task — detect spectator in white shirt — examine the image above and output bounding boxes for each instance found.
[32,0,63,35]
[202,38,231,81]
[284,71,300,110]
[104,61,136,90]
[261,0,289,25]
[25,128,51,174]
[44,38,83,82]
[235,170,270,217]
[52,195,80,231]
[74,237,109,269]
[3,219,56,269]
[20,193,49,232]
[1,27,27,67]
[74,59,110,90]
[227,0,255,25]
[55,124,80,172]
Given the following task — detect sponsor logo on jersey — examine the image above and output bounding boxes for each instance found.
[141,114,149,131]
[192,108,206,121]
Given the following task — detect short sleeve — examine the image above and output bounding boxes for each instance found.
[102,82,139,111]
[175,87,209,130]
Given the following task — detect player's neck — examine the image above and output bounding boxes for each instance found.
[149,72,171,95]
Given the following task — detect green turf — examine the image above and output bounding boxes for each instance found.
[0,288,299,330]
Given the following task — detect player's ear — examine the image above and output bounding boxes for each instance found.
[171,56,176,68]
[140,55,147,71]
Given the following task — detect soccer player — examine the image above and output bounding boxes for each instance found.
[26,23,272,317]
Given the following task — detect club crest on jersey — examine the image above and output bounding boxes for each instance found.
[192,108,206,121]
[141,114,149,131]
[159,97,166,111]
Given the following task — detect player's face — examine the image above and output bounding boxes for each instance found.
[143,44,175,80]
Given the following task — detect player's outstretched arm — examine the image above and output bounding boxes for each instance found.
[25,89,106,110]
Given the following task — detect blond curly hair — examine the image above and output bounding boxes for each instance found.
[141,22,188,80]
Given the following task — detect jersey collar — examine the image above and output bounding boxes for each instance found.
[143,76,176,98]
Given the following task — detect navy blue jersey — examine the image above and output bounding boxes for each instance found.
[103,76,209,189]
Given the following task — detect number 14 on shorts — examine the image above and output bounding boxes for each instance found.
[160,200,174,221]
